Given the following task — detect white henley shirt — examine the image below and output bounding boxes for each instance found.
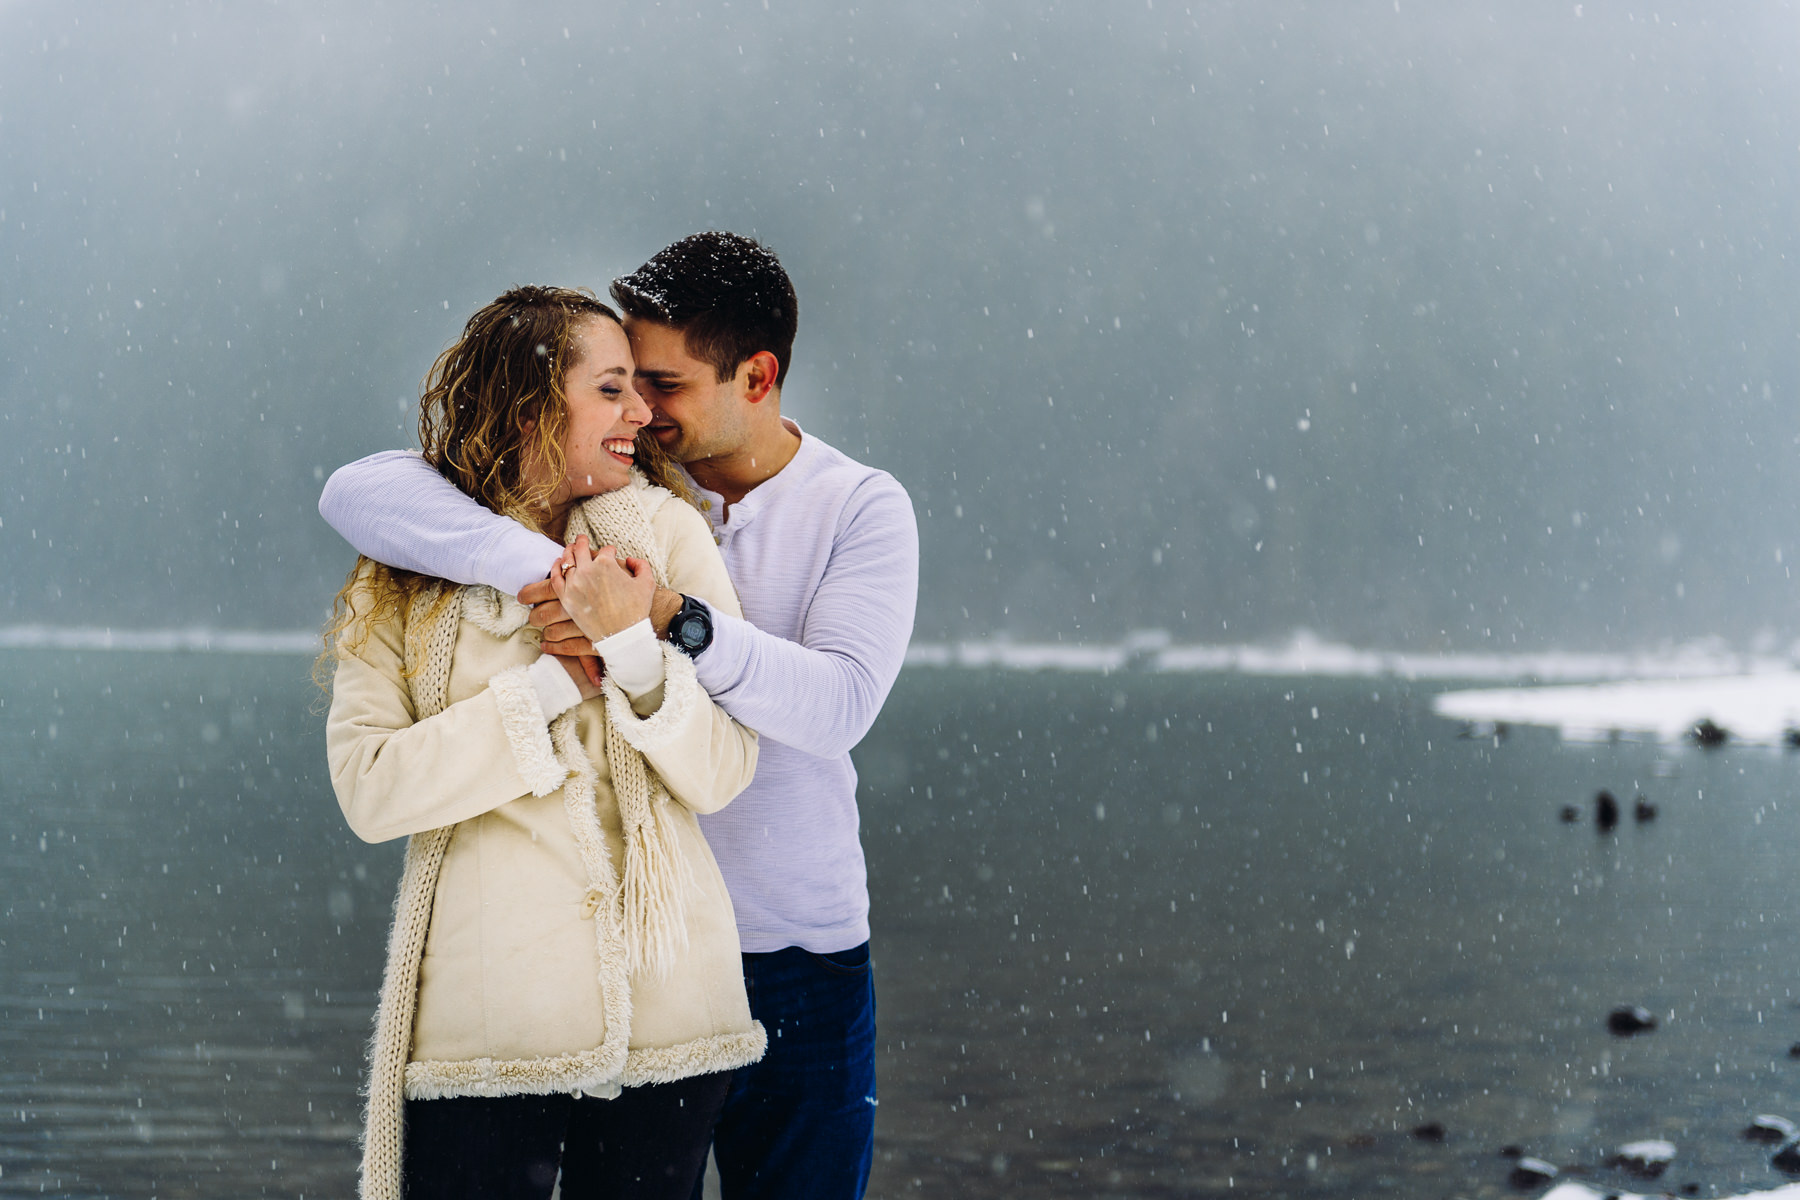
[317,421,919,953]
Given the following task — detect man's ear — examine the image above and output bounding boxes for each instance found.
[740,351,781,404]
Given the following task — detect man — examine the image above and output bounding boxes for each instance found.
[317,232,918,1200]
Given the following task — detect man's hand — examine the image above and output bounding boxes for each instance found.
[523,593,588,656]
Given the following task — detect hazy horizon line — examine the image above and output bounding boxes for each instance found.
[3,625,1794,683]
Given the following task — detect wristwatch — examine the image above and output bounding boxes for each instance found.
[667,594,714,658]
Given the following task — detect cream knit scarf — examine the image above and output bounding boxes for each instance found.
[357,482,693,1199]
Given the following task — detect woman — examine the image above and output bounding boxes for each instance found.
[323,286,763,1199]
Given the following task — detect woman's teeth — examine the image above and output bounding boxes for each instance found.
[603,439,636,457]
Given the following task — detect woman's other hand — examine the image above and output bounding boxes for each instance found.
[555,649,605,701]
[551,534,656,642]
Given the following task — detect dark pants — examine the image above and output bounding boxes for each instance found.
[701,942,878,1200]
[401,1071,732,1200]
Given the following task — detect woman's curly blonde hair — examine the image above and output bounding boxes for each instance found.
[318,285,689,682]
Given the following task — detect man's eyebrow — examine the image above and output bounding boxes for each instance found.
[634,367,682,382]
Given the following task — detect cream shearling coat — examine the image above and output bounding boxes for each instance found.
[326,476,763,1198]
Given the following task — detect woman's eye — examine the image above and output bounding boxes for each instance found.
[601,385,622,397]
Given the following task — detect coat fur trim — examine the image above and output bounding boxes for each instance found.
[620,1027,769,1088]
[601,644,700,755]
[487,664,568,797]
[403,1045,627,1102]
[402,1026,767,1100]
[463,586,532,638]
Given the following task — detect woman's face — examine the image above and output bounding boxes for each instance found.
[547,316,652,503]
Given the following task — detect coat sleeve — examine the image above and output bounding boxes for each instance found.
[596,496,757,816]
[325,596,569,844]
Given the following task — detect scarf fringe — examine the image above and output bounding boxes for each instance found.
[568,487,692,980]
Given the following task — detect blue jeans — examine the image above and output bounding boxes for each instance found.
[700,942,877,1200]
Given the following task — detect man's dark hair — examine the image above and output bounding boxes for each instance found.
[610,232,799,388]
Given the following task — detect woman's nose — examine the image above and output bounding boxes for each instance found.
[623,385,652,427]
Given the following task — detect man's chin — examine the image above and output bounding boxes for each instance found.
[648,427,693,457]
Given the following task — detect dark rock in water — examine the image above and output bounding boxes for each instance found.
[1633,795,1657,822]
[1606,1005,1657,1035]
[1745,1114,1797,1143]
[1497,1145,1525,1159]
[1691,718,1729,747]
[1789,1042,1800,1059]
[1785,727,1800,749]
[1773,1138,1800,1174]
[1680,1184,1700,1196]
[1559,805,1581,823]
[1411,1121,1446,1142]
[1595,789,1620,831]
[1608,1139,1674,1177]
[1507,1156,1558,1189]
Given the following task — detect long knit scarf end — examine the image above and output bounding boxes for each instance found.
[620,805,696,979]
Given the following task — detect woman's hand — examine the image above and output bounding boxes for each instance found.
[550,534,656,643]
[555,648,605,701]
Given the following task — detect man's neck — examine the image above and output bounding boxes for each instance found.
[685,416,803,513]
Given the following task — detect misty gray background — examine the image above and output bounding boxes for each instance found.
[3,0,1796,650]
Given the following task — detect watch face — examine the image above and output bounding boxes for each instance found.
[670,598,711,655]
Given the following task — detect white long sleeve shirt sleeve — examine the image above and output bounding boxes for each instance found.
[319,451,564,596]
[688,475,916,759]
[317,425,919,954]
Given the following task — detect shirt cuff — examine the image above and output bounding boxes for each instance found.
[526,653,584,721]
[593,619,666,701]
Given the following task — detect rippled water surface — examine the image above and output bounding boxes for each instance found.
[4,651,1799,1197]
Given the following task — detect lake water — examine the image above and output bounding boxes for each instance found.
[4,651,1799,1198]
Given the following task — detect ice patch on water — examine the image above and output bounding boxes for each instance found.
[1434,673,1800,746]
[1543,1185,1800,1200]
[909,629,1800,746]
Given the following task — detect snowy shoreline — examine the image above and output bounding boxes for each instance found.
[4,624,1796,682]
[905,630,1800,684]
[0,626,322,655]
